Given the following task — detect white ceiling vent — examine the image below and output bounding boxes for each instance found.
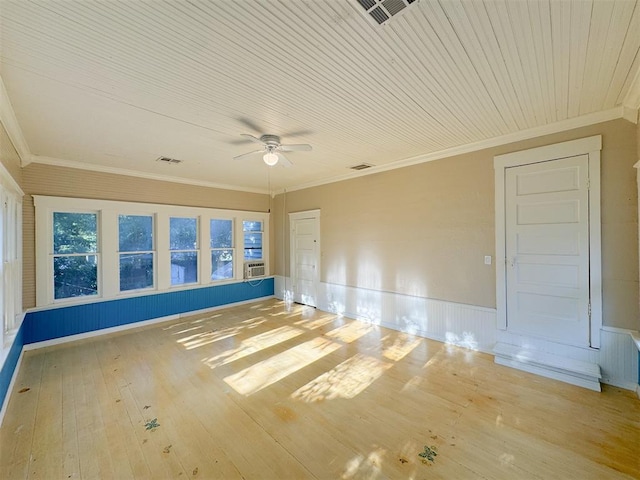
[156,156,183,164]
[354,0,419,27]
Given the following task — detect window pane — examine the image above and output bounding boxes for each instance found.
[244,232,263,260]
[170,217,197,250]
[120,253,153,291]
[243,220,262,232]
[210,219,232,248]
[211,250,233,280]
[171,252,198,285]
[54,255,98,299]
[53,212,97,254]
[119,215,153,252]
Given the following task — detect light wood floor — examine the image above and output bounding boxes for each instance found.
[1,299,638,479]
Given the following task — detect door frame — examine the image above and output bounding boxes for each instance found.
[494,135,602,348]
[289,209,321,306]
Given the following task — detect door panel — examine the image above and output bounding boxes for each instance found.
[291,215,319,307]
[505,155,590,347]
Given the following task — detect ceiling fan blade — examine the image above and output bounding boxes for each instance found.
[280,143,312,152]
[281,129,313,138]
[237,117,264,133]
[233,149,263,160]
[240,134,265,145]
[277,152,293,168]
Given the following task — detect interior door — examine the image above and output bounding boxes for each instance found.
[505,155,591,347]
[290,212,319,307]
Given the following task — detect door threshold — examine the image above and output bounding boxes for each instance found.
[493,342,601,391]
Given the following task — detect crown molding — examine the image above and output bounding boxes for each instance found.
[0,75,32,167]
[622,106,639,123]
[623,65,640,111]
[278,106,636,195]
[29,155,270,195]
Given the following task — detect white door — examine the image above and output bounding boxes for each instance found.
[505,155,591,347]
[290,211,320,307]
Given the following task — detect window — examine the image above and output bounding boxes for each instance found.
[170,217,198,285]
[119,215,154,291]
[34,196,269,307]
[53,212,98,300]
[243,220,263,260]
[2,189,22,337]
[210,219,233,280]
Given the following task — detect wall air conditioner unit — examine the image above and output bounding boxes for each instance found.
[244,261,266,279]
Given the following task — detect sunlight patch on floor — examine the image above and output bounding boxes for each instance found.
[499,453,515,466]
[177,327,241,349]
[240,316,268,327]
[175,315,270,350]
[171,325,204,336]
[294,314,338,330]
[325,321,374,343]
[401,375,424,393]
[342,447,386,479]
[291,353,392,402]
[189,313,222,324]
[224,337,341,395]
[382,333,421,362]
[202,326,304,369]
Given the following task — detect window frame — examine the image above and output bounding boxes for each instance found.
[169,216,199,286]
[1,186,22,342]
[210,218,234,282]
[34,196,269,307]
[118,213,156,293]
[52,211,100,301]
[242,220,264,261]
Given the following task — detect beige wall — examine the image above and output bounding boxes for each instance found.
[21,163,270,308]
[274,118,639,330]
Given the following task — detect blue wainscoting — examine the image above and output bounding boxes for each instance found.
[1,279,273,416]
[24,279,274,344]
[0,322,25,413]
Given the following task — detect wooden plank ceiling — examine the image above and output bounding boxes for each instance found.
[1,0,639,192]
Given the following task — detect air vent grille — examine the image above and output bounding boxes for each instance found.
[350,163,374,171]
[354,0,419,26]
[156,156,183,164]
[244,261,266,279]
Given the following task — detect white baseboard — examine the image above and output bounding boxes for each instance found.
[276,276,496,352]
[322,280,496,353]
[493,342,601,391]
[599,327,639,390]
[275,276,639,392]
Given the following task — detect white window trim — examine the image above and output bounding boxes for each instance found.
[34,195,269,308]
[242,219,265,263]
[210,218,235,282]
[169,216,200,287]
[118,213,156,293]
[493,135,602,348]
[0,161,23,349]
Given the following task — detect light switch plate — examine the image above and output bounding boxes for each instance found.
[484,255,492,265]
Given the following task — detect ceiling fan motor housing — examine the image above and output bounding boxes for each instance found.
[260,134,281,147]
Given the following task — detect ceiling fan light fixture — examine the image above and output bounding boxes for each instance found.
[263,151,278,166]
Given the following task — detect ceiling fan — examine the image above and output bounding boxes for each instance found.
[233,134,312,167]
